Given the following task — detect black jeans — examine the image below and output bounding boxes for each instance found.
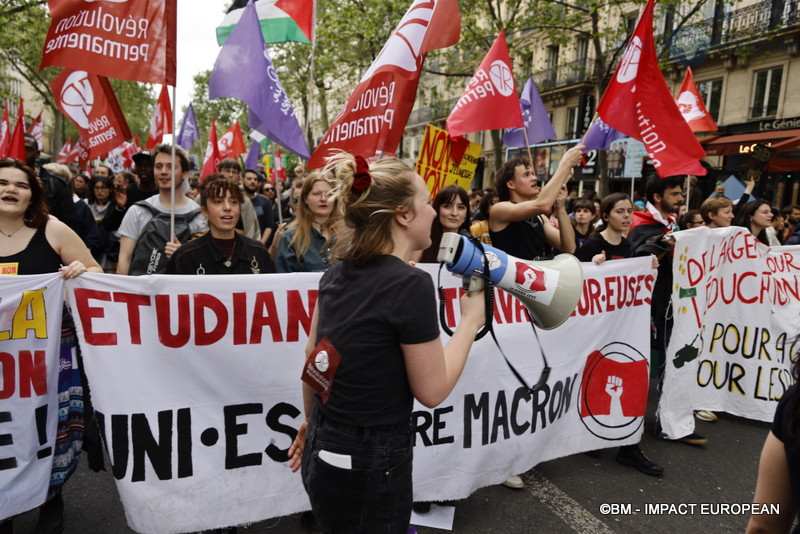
[301,404,413,534]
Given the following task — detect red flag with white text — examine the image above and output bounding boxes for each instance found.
[307,0,461,169]
[595,0,707,177]
[27,111,43,149]
[50,69,132,164]
[201,117,221,180]
[56,137,73,163]
[675,68,717,132]
[0,103,9,158]
[40,0,177,85]
[446,31,523,137]
[146,85,172,149]
[217,121,247,159]
[7,99,26,161]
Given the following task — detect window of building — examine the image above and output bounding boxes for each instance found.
[750,66,783,119]
[696,78,723,122]
[575,38,589,64]
[566,106,580,139]
[546,45,559,70]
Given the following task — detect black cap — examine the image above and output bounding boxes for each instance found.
[132,150,152,163]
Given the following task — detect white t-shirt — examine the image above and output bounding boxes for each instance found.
[118,195,207,241]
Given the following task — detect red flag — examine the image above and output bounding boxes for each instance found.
[272,147,287,183]
[675,68,717,133]
[595,0,706,177]
[445,31,523,137]
[50,69,132,163]
[201,117,221,180]
[0,103,9,158]
[217,121,247,159]
[27,111,43,149]
[56,137,73,163]
[307,0,460,169]
[133,134,141,151]
[146,85,172,149]
[7,99,26,161]
[40,0,177,86]
[67,137,83,164]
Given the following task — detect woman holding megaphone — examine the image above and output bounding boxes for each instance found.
[287,154,485,533]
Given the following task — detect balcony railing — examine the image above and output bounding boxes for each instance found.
[532,58,595,90]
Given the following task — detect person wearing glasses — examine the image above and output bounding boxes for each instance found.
[275,172,337,273]
[83,175,118,271]
[679,209,704,230]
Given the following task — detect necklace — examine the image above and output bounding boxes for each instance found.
[0,222,26,238]
[224,241,236,267]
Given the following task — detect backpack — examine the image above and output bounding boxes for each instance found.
[128,200,201,275]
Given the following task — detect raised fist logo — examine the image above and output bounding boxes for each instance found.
[515,263,546,292]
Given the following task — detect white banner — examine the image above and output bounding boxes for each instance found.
[0,273,64,520]
[66,258,655,534]
[659,227,800,438]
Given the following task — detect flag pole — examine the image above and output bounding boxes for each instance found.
[522,127,534,172]
[273,143,283,225]
[581,112,598,146]
[170,84,177,239]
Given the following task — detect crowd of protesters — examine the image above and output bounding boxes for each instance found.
[2,143,799,533]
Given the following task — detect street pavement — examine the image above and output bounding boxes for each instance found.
[10,390,771,534]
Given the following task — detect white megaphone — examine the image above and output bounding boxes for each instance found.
[437,233,584,330]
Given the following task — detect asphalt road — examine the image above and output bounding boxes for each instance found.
[10,390,771,534]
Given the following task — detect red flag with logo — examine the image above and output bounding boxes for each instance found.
[201,117,221,180]
[446,31,523,137]
[580,350,649,418]
[675,68,717,132]
[27,111,43,149]
[307,0,461,169]
[146,85,172,149]
[7,99,26,161]
[0,103,9,158]
[217,121,247,159]
[50,69,132,163]
[40,0,177,86]
[56,137,73,163]
[595,0,706,177]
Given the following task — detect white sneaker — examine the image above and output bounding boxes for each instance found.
[502,475,524,489]
[695,410,718,422]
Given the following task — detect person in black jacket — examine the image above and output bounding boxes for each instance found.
[167,174,275,275]
[24,134,79,232]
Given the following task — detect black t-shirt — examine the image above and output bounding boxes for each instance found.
[490,215,548,260]
[574,233,631,262]
[316,255,440,427]
[249,193,274,235]
[772,384,800,532]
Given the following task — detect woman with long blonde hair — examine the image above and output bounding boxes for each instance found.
[275,171,337,272]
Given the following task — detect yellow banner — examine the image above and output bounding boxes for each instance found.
[415,124,481,198]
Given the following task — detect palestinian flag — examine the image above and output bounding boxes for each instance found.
[216,0,314,45]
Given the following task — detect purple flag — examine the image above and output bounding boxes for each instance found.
[502,77,556,148]
[208,0,310,159]
[244,139,260,170]
[582,117,626,152]
[176,102,199,151]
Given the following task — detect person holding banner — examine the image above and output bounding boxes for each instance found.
[0,158,102,534]
[287,154,485,534]
[167,174,274,275]
[575,193,663,476]
[734,200,773,246]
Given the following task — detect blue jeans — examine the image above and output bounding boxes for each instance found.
[302,404,413,534]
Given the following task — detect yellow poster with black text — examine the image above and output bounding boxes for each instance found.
[415,124,481,198]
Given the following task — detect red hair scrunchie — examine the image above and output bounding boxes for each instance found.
[352,155,372,194]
